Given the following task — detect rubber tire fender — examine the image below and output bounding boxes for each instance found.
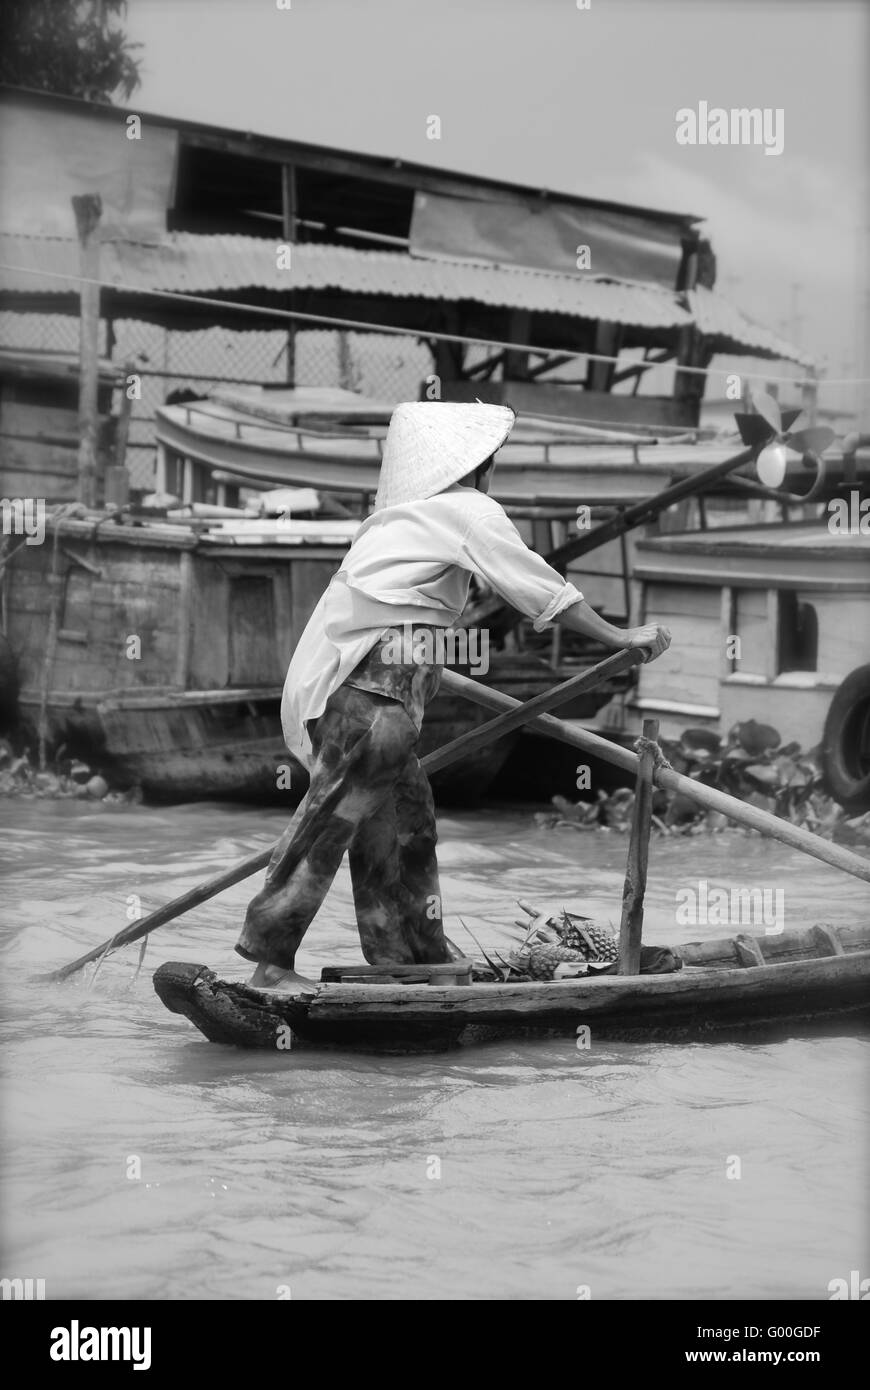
[822,663,870,814]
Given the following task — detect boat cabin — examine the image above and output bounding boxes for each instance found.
[627,521,869,749]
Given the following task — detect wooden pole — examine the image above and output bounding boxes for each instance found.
[438,670,870,885]
[105,358,134,508]
[461,444,758,631]
[543,452,759,570]
[618,718,657,975]
[422,647,642,775]
[72,194,103,509]
[281,164,297,386]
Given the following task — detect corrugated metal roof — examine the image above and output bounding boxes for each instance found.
[0,232,688,329]
[687,287,814,368]
[0,233,810,362]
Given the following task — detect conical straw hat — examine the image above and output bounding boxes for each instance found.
[374,401,516,510]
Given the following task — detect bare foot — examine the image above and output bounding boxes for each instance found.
[248,963,317,994]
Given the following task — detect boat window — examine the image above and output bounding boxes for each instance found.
[777,591,818,673]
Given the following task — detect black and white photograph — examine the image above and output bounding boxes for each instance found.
[0,0,867,1347]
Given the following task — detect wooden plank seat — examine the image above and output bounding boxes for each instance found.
[320,960,474,986]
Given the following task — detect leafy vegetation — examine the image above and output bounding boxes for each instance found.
[541,719,870,846]
[0,0,142,103]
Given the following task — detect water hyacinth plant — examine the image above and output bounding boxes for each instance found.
[538,720,870,845]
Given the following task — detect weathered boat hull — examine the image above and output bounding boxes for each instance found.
[3,507,619,807]
[17,646,608,806]
[18,689,298,803]
[18,685,517,805]
[152,926,870,1052]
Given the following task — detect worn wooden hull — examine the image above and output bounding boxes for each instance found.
[18,683,516,805]
[17,646,612,805]
[5,514,530,803]
[3,507,620,807]
[152,924,870,1052]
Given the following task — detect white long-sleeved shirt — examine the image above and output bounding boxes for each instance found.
[281,483,583,766]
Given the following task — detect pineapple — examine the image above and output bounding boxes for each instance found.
[510,943,588,980]
[510,902,620,978]
[560,917,619,962]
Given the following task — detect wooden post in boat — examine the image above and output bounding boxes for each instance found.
[72,194,102,509]
[618,718,657,975]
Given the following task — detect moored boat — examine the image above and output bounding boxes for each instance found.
[152,920,870,1051]
[154,387,732,509]
[620,519,870,811]
[0,506,617,804]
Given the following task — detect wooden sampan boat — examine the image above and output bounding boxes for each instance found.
[152,921,870,1051]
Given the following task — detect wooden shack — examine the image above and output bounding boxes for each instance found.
[2,512,519,802]
[0,349,121,503]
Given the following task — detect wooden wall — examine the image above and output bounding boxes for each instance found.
[634,577,867,744]
[0,395,116,504]
[721,682,834,751]
[813,593,868,677]
[8,537,344,700]
[8,537,183,697]
[637,581,721,713]
[185,552,338,691]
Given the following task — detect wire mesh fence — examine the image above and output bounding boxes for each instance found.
[0,311,434,490]
[1,305,858,499]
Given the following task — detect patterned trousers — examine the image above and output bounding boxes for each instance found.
[235,684,451,970]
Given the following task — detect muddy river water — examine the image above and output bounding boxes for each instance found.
[1,799,867,1300]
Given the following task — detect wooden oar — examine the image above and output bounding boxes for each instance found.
[423,646,643,773]
[38,649,642,983]
[439,669,870,885]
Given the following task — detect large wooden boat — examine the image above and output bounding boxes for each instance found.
[154,386,739,510]
[152,920,870,1050]
[0,511,340,800]
[3,509,594,802]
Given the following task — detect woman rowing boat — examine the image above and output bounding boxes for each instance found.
[235,401,671,991]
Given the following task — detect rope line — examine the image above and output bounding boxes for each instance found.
[633,736,673,772]
[1,259,863,389]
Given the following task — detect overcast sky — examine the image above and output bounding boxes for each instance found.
[126,0,869,410]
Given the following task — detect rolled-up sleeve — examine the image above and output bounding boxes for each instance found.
[459,503,583,631]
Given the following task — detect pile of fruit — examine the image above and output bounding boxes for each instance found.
[469,902,619,983]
